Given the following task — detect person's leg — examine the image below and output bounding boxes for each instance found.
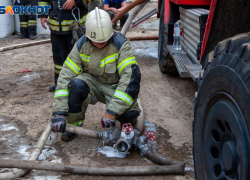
[61,78,90,141]
[107,11,115,20]
[120,13,129,28]
[50,33,68,92]
[19,0,28,38]
[62,73,105,141]
[27,0,37,39]
[65,33,74,52]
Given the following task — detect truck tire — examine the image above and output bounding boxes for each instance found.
[158,1,177,74]
[193,33,250,180]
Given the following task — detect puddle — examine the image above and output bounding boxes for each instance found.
[154,126,194,171]
[145,119,157,132]
[33,175,61,180]
[1,124,18,132]
[18,72,41,84]
[134,49,158,59]
[98,146,129,158]
[38,146,61,163]
[185,166,194,171]
[17,71,49,85]
[17,145,30,158]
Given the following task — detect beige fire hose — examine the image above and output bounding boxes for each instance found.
[0,159,185,176]
[121,0,149,35]
[0,35,157,53]
[0,122,52,179]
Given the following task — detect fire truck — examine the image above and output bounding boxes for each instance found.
[157,0,250,179]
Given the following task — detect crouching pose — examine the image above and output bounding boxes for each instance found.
[51,7,141,141]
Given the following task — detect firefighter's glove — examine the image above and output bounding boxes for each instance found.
[51,115,66,133]
[101,112,116,128]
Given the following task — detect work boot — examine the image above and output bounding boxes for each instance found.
[49,85,57,92]
[28,26,37,40]
[20,28,28,39]
[29,33,36,40]
[61,131,76,141]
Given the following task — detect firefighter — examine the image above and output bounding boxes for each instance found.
[38,0,89,92]
[19,0,37,39]
[50,7,141,141]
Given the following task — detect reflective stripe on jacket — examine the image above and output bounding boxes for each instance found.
[53,32,141,116]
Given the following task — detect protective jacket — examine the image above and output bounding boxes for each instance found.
[38,0,89,35]
[53,32,141,116]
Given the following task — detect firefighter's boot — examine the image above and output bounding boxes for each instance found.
[28,26,36,40]
[20,28,28,39]
[49,74,59,92]
[61,131,76,141]
[49,85,57,92]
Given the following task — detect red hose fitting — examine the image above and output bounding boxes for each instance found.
[146,131,156,141]
[122,123,134,134]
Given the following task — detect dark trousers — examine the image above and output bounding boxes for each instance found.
[107,11,129,27]
[19,0,37,38]
[51,33,74,85]
[106,2,129,27]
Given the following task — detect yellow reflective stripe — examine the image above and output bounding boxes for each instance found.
[80,54,90,62]
[114,90,134,106]
[28,20,37,26]
[79,14,88,24]
[20,22,28,27]
[54,89,69,98]
[117,57,137,74]
[65,57,82,74]
[48,23,71,32]
[66,120,84,126]
[48,17,73,26]
[38,1,49,6]
[48,14,87,26]
[100,53,118,68]
[54,64,62,70]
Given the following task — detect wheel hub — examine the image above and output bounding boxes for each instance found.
[202,92,250,180]
[222,141,237,172]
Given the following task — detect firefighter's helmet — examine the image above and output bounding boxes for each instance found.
[85,7,114,43]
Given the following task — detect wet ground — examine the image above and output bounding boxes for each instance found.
[0,3,197,179]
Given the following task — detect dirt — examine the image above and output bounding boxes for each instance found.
[0,4,197,180]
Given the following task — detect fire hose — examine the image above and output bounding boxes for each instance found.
[0,123,185,178]
[0,159,184,176]
[0,122,185,179]
[0,123,185,179]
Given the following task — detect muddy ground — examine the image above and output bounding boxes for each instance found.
[0,4,197,180]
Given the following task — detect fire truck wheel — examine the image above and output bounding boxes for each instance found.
[193,33,250,180]
[158,0,178,74]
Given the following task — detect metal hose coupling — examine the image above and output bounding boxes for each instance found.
[134,135,150,156]
[115,123,140,154]
[98,126,121,145]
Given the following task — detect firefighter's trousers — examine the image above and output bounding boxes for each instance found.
[66,73,141,126]
[51,33,74,85]
[19,0,37,38]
